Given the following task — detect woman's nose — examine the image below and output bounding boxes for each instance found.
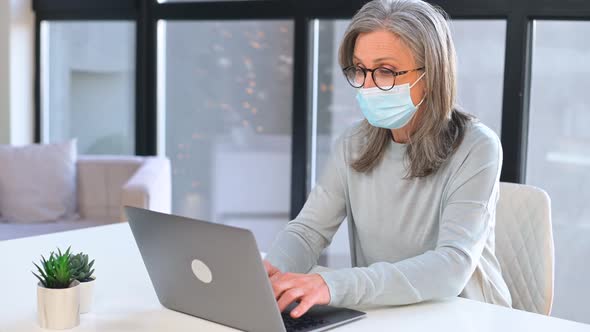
[364,74,377,88]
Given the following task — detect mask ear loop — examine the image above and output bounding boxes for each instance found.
[406,70,427,146]
[416,96,426,107]
[410,71,426,88]
[410,71,427,107]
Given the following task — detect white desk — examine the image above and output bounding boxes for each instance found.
[1,223,589,332]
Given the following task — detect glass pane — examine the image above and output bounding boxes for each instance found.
[527,20,590,324]
[159,20,294,251]
[452,20,506,135]
[40,21,135,154]
[309,19,506,268]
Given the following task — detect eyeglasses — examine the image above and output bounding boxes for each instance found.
[342,66,425,91]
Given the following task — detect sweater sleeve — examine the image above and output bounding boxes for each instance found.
[265,135,349,274]
[317,133,503,307]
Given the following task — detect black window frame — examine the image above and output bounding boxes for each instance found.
[32,0,590,220]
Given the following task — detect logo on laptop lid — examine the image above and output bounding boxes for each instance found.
[191,259,213,284]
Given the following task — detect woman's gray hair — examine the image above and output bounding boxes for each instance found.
[341,0,472,177]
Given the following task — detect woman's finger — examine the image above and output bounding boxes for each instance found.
[272,274,296,299]
[290,296,317,318]
[277,287,305,312]
[270,271,282,282]
[263,260,280,277]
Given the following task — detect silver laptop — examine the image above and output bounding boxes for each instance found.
[125,206,366,332]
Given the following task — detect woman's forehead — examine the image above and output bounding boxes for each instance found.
[354,30,414,64]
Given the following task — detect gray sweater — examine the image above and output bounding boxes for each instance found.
[266,121,512,308]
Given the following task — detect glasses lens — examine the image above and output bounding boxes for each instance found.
[344,67,365,88]
[374,68,395,90]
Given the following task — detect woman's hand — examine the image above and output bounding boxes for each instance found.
[263,259,282,279]
[270,272,331,318]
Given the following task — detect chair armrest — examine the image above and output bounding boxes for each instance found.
[121,157,171,221]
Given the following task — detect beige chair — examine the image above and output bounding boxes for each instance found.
[495,182,554,315]
[77,155,172,222]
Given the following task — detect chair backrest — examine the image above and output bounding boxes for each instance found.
[495,182,554,315]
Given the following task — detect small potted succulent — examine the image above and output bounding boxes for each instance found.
[32,247,80,330]
[70,252,96,314]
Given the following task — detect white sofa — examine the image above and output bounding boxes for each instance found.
[0,155,171,241]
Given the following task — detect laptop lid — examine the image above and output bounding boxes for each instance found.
[126,206,286,332]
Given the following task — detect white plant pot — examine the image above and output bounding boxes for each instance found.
[37,280,80,330]
[79,277,96,314]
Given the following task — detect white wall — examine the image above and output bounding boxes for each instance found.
[0,0,34,145]
[0,1,10,144]
[10,0,34,145]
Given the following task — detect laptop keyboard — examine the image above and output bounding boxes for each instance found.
[282,312,329,332]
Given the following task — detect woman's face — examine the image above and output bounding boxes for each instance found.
[353,29,426,108]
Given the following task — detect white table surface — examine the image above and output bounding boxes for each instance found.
[1,223,589,332]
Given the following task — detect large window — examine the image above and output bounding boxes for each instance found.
[158,20,294,250]
[40,21,135,154]
[308,19,506,268]
[526,20,590,324]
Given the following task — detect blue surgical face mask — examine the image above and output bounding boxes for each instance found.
[355,72,426,129]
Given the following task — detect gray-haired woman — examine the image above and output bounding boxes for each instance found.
[264,0,512,318]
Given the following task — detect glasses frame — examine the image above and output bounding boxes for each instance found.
[342,66,425,91]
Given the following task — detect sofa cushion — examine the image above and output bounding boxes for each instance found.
[0,140,77,223]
